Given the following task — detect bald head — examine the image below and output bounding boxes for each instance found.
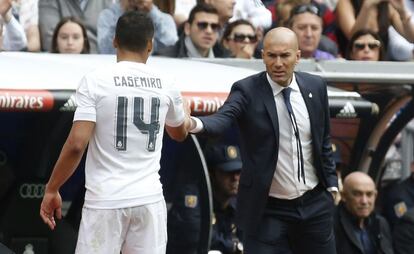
[343,172,376,192]
[263,27,299,52]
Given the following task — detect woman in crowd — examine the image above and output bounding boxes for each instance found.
[336,0,414,55]
[51,16,90,54]
[221,19,259,59]
[346,29,385,61]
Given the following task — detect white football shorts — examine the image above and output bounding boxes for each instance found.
[75,200,167,254]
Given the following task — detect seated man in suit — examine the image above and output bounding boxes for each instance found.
[334,172,394,254]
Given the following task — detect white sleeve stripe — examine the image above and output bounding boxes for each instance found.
[73,112,96,122]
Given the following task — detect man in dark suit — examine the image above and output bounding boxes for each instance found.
[189,27,338,253]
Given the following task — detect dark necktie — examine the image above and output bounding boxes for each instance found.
[282,87,305,183]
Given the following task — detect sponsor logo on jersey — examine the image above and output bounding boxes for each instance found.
[0,90,54,112]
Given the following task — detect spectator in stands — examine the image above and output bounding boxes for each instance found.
[205,0,235,35]
[389,26,414,61]
[334,172,394,254]
[388,0,414,61]
[8,0,40,52]
[221,19,259,59]
[156,3,229,58]
[38,0,114,53]
[288,3,336,60]
[173,0,197,27]
[230,0,272,32]
[51,17,90,54]
[346,29,385,61]
[393,208,414,254]
[97,0,177,54]
[274,0,338,57]
[0,0,27,51]
[274,0,337,42]
[336,0,414,57]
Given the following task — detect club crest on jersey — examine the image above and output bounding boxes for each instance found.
[185,195,198,208]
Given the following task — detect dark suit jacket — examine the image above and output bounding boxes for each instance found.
[334,203,394,254]
[198,71,338,235]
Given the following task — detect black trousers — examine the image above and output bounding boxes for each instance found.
[243,185,336,254]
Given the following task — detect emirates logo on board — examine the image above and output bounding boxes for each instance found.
[0,90,54,112]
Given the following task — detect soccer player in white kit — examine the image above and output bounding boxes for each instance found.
[40,11,191,254]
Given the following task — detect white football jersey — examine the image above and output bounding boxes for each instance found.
[73,61,185,209]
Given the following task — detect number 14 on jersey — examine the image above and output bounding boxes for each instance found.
[115,96,161,152]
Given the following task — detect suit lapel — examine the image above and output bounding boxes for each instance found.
[258,73,279,136]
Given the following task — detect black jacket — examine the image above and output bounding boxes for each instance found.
[334,203,394,254]
[393,208,414,254]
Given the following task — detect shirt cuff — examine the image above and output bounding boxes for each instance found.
[327,187,339,193]
[189,116,203,133]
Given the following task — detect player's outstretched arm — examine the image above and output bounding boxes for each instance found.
[40,120,95,230]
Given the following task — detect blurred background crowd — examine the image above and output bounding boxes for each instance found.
[0,0,413,61]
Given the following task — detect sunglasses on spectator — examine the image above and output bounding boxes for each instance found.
[228,33,258,43]
[196,22,220,32]
[353,40,381,50]
[292,4,320,16]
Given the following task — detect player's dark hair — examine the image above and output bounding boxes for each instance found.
[115,11,154,52]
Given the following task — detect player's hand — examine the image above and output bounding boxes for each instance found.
[40,189,62,230]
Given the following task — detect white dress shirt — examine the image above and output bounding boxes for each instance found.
[267,73,319,199]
